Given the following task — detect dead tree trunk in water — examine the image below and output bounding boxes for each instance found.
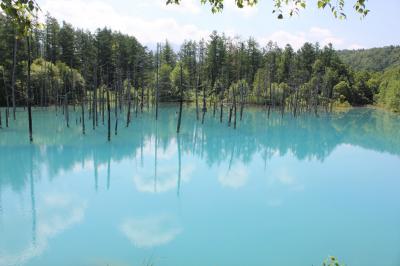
[126,72,132,127]
[140,78,144,113]
[228,89,233,127]
[219,86,224,123]
[239,83,244,121]
[65,93,69,127]
[114,83,119,136]
[195,73,199,121]
[81,65,87,135]
[233,87,237,129]
[27,36,33,143]
[135,88,139,117]
[81,95,85,135]
[101,87,105,125]
[268,79,272,118]
[92,67,97,130]
[213,98,216,117]
[176,64,184,134]
[1,69,9,127]
[107,88,111,141]
[11,34,17,120]
[201,83,207,124]
[155,43,160,120]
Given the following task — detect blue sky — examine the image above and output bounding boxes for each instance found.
[37,0,400,50]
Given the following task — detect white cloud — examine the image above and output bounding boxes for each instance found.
[225,0,259,18]
[259,30,307,50]
[309,26,331,37]
[347,43,365,50]
[218,163,249,189]
[159,0,201,14]
[38,1,363,51]
[0,193,86,266]
[133,163,194,193]
[277,169,295,185]
[120,215,181,248]
[40,0,209,45]
[133,138,195,193]
[258,27,345,49]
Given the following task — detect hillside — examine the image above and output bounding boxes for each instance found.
[338,46,400,72]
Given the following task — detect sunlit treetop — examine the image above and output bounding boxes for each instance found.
[166,0,369,19]
[0,0,40,37]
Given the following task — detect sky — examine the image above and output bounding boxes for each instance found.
[36,0,400,50]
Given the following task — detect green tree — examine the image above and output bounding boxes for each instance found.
[44,14,61,63]
[159,63,173,100]
[59,21,76,67]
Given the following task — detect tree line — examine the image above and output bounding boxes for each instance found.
[338,46,400,72]
[0,12,399,139]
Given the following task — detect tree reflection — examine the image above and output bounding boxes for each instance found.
[0,106,399,195]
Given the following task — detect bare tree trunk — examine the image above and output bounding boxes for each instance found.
[195,74,199,121]
[92,67,97,130]
[27,36,33,142]
[65,94,69,127]
[213,98,216,117]
[228,105,233,127]
[126,72,132,127]
[141,80,144,113]
[219,87,224,123]
[233,87,237,129]
[155,43,160,120]
[11,34,17,120]
[239,83,244,121]
[135,88,139,117]
[102,87,105,125]
[81,96,85,135]
[268,79,272,118]
[147,85,150,109]
[176,64,183,134]
[107,88,111,141]
[114,83,119,136]
[1,69,9,127]
[201,83,207,124]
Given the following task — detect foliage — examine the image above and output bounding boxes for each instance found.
[166,0,369,18]
[0,0,39,36]
[376,67,400,112]
[338,46,400,72]
[0,12,399,113]
[159,63,173,100]
[171,62,189,96]
[322,256,345,266]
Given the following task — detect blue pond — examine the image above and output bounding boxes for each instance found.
[0,106,399,266]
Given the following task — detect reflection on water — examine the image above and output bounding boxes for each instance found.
[0,106,400,266]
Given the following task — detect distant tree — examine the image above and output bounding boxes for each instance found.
[44,14,61,63]
[59,21,76,67]
[161,40,177,68]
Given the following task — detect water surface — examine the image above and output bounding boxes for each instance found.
[0,106,400,266]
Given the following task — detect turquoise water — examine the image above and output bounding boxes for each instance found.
[0,106,400,266]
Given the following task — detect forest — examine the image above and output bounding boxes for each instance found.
[0,12,399,134]
[338,45,400,72]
